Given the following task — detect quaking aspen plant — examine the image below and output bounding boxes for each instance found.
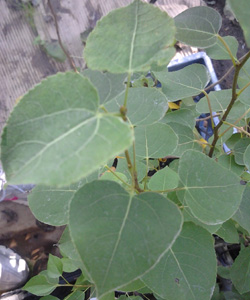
[1,0,250,299]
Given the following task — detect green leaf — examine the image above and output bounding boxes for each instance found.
[174,6,222,48]
[100,171,128,185]
[154,64,209,101]
[134,123,178,158]
[215,219,239,243]
[196,90,232,113]
[217,155,244,176]
[23,274,58,296]
[61,257,79,273]
[228,0,250,47]
[233,184,250,234]
[182,207,221,234]
[43,41,67,62]
[234,138,250,166]
[244,144,250,171]
[28,171,99,226]
[84,0,176,73]
[166,122,202,156]
[148,167,179,191]
[119,279,145,292]
[238,59,250,90]
[164,108,197,129]
[217,266,231,280]
[227,101,250,125]
[178,150,244,225]
[69,180,183,299]
[40,296,59,300]
[65,290,85,300]
[47,254,63,278]
[59,226,82,268]
[82,70,126,105]
[230,247,250,294]
[206,36,238,60]
[105,88,168,126]
[1,72,133,186]
[142,222,217,300]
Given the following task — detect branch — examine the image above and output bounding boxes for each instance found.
[47,0,78,73]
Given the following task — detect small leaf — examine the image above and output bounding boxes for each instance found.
[230,247,250,294]
[175,6,222,48]
[47,254,63,278]
[142,222,217,300]
[154,64,209,101]
[244,144,250,171]
[84,0,176,73]
[228,0,250,47]
[43,40,67,62]
[65,290,85,300]
[178,150,244,224]
[40,296,59,300]
[217,155,244,176]
[23,274,58,296]
[196,90,232,113]
[215,219,239,243]
[28,171,99,226]
[166,122,202,156]
[233,184,250,234]
[182,207,221,234]
[100,171,128,185]
[234,138,250,166]
[134,123,178,158]
[206,36,238,60]
[238,59,250,90]
[1,72,133,186]
[164,108,197,129]
[105,88,168,126]
[69,180,183,299]
[82,70,126,105]
[59,226,83,268]
[61,257,79,273]
[217,266,231,280]
[148,167,179,191]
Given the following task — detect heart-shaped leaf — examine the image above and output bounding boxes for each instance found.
[28,171,99,226]
[230,247,250,294]
[154,64,209,101]
[105,88,168,126]
[134,123,178,158]
[84,0,176,73]
[1,72,133,186]
[178,150,244,224]
[148,167,179,191]
[82,70,126,105]
[233,184,250,234]
[175,6,222,48]
[142,222,217,300]
[228,0,250,47]
[69,180,183,299]
[206,36,238,60]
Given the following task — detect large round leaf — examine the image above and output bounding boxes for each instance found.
[228,0,250,47]
[28,171,99,226]
[175,6,222,48]
[69,180,183,299]
[105,88,168,126]
[154,64,209,101]
[134,123,178,158]
[178,150,244,225]
[84,0,176,73]
[142,222,217,300]
[1,73,133,186]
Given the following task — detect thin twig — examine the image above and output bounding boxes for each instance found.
[204,64,234,91]
[208,50,250,157]
[196,113,221,122]
[47,0,78,72]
